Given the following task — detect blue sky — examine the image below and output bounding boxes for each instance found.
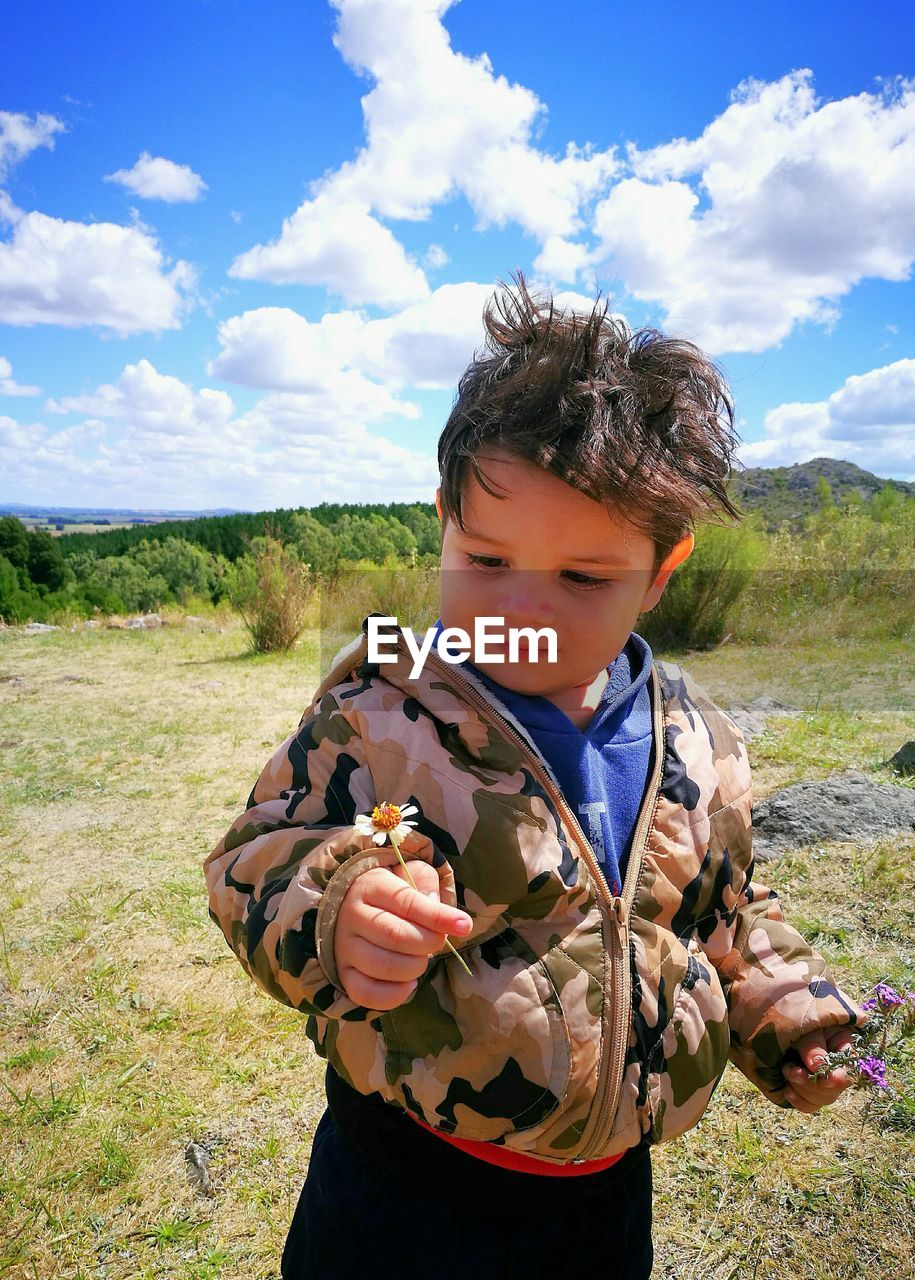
[2,0,913,510]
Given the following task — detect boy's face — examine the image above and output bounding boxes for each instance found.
[437,450,678,698]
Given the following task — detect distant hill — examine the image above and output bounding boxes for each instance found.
[729,458,914,529]
[0,502,243,535]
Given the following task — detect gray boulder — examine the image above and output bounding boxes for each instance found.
[752,770,915,861]
[126,613,165,629]
[889,741,915,777]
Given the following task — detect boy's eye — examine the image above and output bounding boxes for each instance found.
[562,570,612,590]
[466,553,506,571]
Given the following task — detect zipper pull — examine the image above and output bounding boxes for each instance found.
[611,896,628,941]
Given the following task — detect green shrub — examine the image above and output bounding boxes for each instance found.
[226,537,314,653]
[640,521,765,650]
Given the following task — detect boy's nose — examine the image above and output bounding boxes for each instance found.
[492,571,555,629]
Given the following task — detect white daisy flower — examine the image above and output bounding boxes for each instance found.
[354,801,419,846]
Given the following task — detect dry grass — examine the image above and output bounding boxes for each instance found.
[1,614,913,1278]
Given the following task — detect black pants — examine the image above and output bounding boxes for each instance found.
[281,1106,654,1280]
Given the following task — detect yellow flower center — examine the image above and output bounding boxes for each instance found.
[371,802,403,832]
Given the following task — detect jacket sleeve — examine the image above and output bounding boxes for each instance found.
[697,700,870,1105]
[203,685,457,1021]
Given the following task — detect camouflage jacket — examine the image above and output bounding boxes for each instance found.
[204,621,868,1167]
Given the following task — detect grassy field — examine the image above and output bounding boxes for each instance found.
[1,613,913,1279]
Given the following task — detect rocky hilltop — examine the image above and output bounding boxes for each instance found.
[729,457,914,529]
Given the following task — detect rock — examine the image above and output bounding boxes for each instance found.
[752,770,915,860]
[194,680,225,690]
[59,674,89,683]
[184,1141,214,1197]
[726,695,802,741]
[889,741,915,777]
[0,674,25,685]
[23,622,59,632]
[126,613,164,629]
[184,615,206,625]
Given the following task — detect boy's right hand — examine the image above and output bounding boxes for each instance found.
[335,861,473,1010]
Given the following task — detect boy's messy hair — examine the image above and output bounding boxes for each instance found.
[437,274,744,572]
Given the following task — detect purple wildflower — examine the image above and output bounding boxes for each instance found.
[861,997,878,1011]
[856,1056,889,1090]
[873,983,906,1008]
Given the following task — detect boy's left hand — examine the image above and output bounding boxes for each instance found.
[782,1027,854,1113]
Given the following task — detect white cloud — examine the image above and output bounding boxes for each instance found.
[0,111,66,181]
[47,359,233,437]
[355,283,492,387]
[209,282,492,393]
[5,365,438,508]
[104,151,207,203]
[534,236,592,283]
[230,193,429,307]
[0,190,20,226]
[588,72,915,352]
[0,211,194,333]
[0,356,40,397]
[0,413,43,452]
[208,306,365,391]
[425,244,448,269]
[740,358,915,477]
[230,0,617,305]
[235,394,438,500]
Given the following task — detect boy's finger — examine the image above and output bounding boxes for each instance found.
[338,964,419,1012]
[390,859,441,900]
[343,933,431,982]
[785,1066,849,1101]
[785,1089,821,1114]
[794,1029,829,1071]
[825,1027,854,1053]
[354,909,453,956]
[364,873,472,937]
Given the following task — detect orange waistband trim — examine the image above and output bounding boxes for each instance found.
[407,1113,626,1177]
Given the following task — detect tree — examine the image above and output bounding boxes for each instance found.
[0,553,38,622]
[0,516,29,572]
[815,476,835,511]
[86,556,167,613]
[26,528,70,590]
[399,505,441,554]
[870,483,903,523]
[131,536,216,601]
[288,511,338,574]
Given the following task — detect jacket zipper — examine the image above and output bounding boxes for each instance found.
[412,639,665,1162]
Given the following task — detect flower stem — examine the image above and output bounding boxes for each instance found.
[389,832,473,977]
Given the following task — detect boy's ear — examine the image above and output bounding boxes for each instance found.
[639,532,694,614]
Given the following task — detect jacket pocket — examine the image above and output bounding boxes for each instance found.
[376,925,572,1142]
[645,931,731,1144]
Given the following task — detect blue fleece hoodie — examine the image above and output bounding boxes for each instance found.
[430,622,655,898]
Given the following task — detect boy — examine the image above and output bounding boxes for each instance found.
[204,280,866,1279]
